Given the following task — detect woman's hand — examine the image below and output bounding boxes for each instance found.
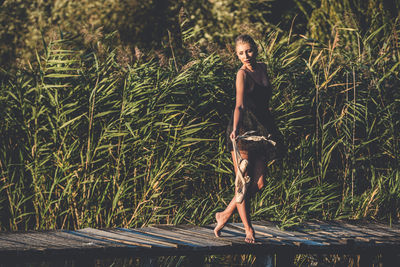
[230,129,238,141]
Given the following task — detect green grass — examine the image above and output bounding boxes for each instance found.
[0,18,399,231]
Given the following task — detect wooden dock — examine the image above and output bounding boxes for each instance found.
[1,220,400,266]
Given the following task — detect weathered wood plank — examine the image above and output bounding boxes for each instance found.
[115,228,181,248]
[66,229,132,247]
[223,224,297,248]
[163,225,236,246]
[318,221,394,237]
[157,225,231,242]
[152,225,233,247]
[241,223,334,248]
[228,223,301,247]
[203,224,249,242]
[0,230,116,251]
[78,228,159,248]
[1,220,400,263]
[137,226,226,248]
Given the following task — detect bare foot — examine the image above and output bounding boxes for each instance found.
[245,227,255,244]
[214,212,228,237]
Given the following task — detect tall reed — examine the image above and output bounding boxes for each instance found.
[0,17,399,231]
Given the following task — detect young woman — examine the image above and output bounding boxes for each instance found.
[214,34,283,243]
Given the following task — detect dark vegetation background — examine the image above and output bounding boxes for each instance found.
[0,0,400,231]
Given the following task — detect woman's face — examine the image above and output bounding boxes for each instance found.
[236,42,256,67]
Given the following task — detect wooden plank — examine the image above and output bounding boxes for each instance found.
[0,233,53,250]
[223,224,296,247]
[25,232,104,250]
[152,225,233,247]
[245,223,333,247]
[298,232,356,247]
[0,231,120,251]
[358,221,400,234]
[119,228,193,248]
[1,220,400,263]
[257,231,329,247]
[286,222,391,252]
[78,228,153,248]
[57,230,125,247]
[138,226,225,248]
[28,231,117,249]
[163,225,235,245]
[300,221,366,238]
[253,222,296,237]
[373,222,400,231]
[229,223,297,245]
[296,222,351,236]
[115,228,181,248]
[251,222,315,239]
[0,235,35,250]
[330,221,394,237]
[286,226,365,248]
[0,230,128,263]
[202,225,249,242]
[182,224,288,248]
[66,229,133,248]
[336,225,393,238]
[136,227,204,247]
[0,231,106,251]
[253,221,331,243]
[201,225,264,246]
[61,230,129,248]
[306,220,376,237]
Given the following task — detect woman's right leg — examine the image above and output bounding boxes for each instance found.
[214,150,255,243]
[214,150,248,237]
[236,154,268,243]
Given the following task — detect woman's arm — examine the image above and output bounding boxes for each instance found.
[230,70,246,140]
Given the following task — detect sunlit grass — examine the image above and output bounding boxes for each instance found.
[0,18,399,232]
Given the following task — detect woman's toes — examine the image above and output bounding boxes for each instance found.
[245,227,255,243]
[245,237,254,243]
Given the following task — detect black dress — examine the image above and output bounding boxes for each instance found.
[226,69,284,161]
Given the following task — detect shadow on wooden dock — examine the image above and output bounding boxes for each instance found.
[1,220,399,266]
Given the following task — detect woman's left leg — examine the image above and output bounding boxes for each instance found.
[214,150,249,238]
[237,154,267,243]
[214,152,267,242]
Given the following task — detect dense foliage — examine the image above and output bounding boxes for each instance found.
[0,0,399,232]
[2,0,400,67]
